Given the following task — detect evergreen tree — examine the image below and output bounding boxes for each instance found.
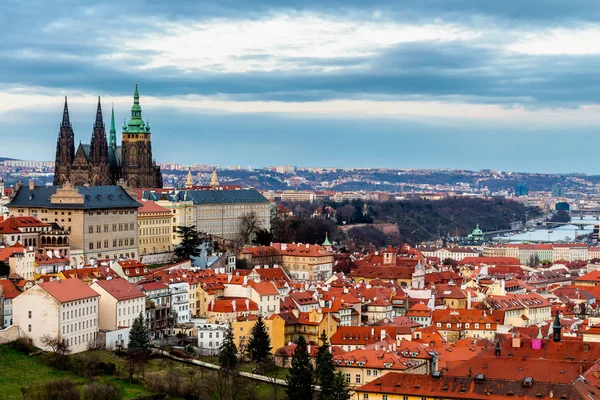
[128,313,150,352]
[247,315,272,363]
[218,322,238,372]
[173,226,203,261]
[315,330,335,399]
[326,372,351,400]
[286,335,314,400]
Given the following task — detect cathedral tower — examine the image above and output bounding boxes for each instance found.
[89,97,111,185]
[121,84,162,188]
[53,97,75,185]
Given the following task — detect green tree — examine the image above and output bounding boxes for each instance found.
[128,313,150,352]
[286,335,314,400]
[315,330,335,400]
[252,228,274,246]
[0,260,9,277]
[247,315,272,363]
[327,372,352,400]
[218,322,238,372]
[173,226,203,261]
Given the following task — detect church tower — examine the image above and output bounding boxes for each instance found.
[89,97,111,185]
[54,97,75,185]
[121,83,162,188]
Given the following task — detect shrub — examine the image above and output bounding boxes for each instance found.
[82,382,122,400]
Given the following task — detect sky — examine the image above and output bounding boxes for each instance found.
[2,1,600,173]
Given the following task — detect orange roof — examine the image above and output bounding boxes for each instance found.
[271,243,332,258]
[331,326,410,346]
[207,297,259,313]
[0,244,27,261]
[576,270,600,282]
[0,216,50,234]
[248,281,279,296]
[93,278,145,301]
[38,278,99,303]
[0,279,20,299]
[138,200,172,214]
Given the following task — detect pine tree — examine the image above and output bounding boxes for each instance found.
[286,335,314,400]
[173,226,203,261]
[128,313,150,352]
[218,322,238,372]
[327,372,351,400]
[315,330,336,400]
[247,315,272,363]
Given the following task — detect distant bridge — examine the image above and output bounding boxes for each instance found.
[542,221,596,230]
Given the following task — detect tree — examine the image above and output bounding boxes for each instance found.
[40,335,71,357]
[549,209,571,223]
[82,382,123,400]
[253,228,274,246]
[173,226,203,261]
[218,322,238,372]
[128,313,150,352]
[315,331,335,400]
[286,335,314,400]
[239,212,261,245]
[326,372,352,400]
[0,260,9,277]
[528,254,540,267]
[247,315,272,363]
[28,378,80,400]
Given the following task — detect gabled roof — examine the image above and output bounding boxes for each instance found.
[178,189,269,204]
[0,216,50,234]
[138,200,171,214]
[93,278,145,301]
[38,278,99,303]
[0,279,20,299]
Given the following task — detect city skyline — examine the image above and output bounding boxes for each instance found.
[3,1,600,172]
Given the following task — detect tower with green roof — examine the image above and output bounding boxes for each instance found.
[121,83,163,188]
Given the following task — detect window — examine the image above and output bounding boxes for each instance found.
[89,243,94,250]
[28,311,32,319]
[28,324,31,332]
[356,374,361,384]
[89,226,94,234]
[383,396,387,400]
[363,395,368,399]
[345,374,350,383]
[366,369,371,376]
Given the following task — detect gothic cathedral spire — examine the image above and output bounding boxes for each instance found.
[109,103,116,151]
[94,96,104,128]
[61,96,71,128]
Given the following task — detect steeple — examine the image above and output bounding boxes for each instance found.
[94,96,104,128]
[210,167,220,188]
[185,168,193,188]
[552,310,562,342]
[61,96,71,128]
[109,103,116,151]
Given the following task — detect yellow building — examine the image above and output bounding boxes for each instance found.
[137,200,173,259]
[232,314,285,355]
[272,243,334,281]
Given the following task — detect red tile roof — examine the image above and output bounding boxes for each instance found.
[93,278,145,300]
[138,200,172,214]
[0,279,20,299]
[207,297,258,313]
[0,216,50,234]
[38,278,99,303]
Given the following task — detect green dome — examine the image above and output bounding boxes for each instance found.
[125,83,150,134]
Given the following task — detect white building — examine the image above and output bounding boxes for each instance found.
[0,279,19,328]
[13,278,99,353]
[196,323,227,355]
[168,281,191,324]
[90,278,146,331]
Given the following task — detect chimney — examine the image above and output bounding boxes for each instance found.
[308,345,311,354]
[231,300,237,312]
[467,291,472,310]
[28,181,34,190]
[381,329,386,340]
[371,328,375,336]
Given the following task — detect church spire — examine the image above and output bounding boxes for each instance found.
[61,96,71,128]
[185,168,193,188]
[210,167,220,188]
[109,103,116,151]
[94,96,104,128]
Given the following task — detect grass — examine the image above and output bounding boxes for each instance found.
[0,345,150,400]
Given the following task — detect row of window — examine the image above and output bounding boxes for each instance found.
[62,318,96,334]
[89,223,135,234]
[140,228,170,236]
[437,322,491,329]
[62,305,96,320]
[118,304,143,317]
[88,210,135,216]
[140,219,170,225]
[89,238,135,250]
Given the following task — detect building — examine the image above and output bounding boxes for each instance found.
[139,281,172,339]
[0,279,19,328]
[197,323,227,355]
[12,278,100,353]
[90,278,146,331]
[142,188,270,242]
[232,314,285,355]
[137,200,173,261]
[8,182,141,264]
[53,85,162,188]
[272,243,334,281]
[0,216,52,247]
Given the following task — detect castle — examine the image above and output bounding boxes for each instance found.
[54,84,163,188]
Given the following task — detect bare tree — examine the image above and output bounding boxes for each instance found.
[40,335,70,357]
[238,212,260,246]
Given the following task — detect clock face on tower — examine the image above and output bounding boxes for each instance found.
[129,147,137,165]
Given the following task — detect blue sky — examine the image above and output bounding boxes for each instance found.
[2,1,600,173]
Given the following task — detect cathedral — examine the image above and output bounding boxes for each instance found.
[54,84,163,188]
